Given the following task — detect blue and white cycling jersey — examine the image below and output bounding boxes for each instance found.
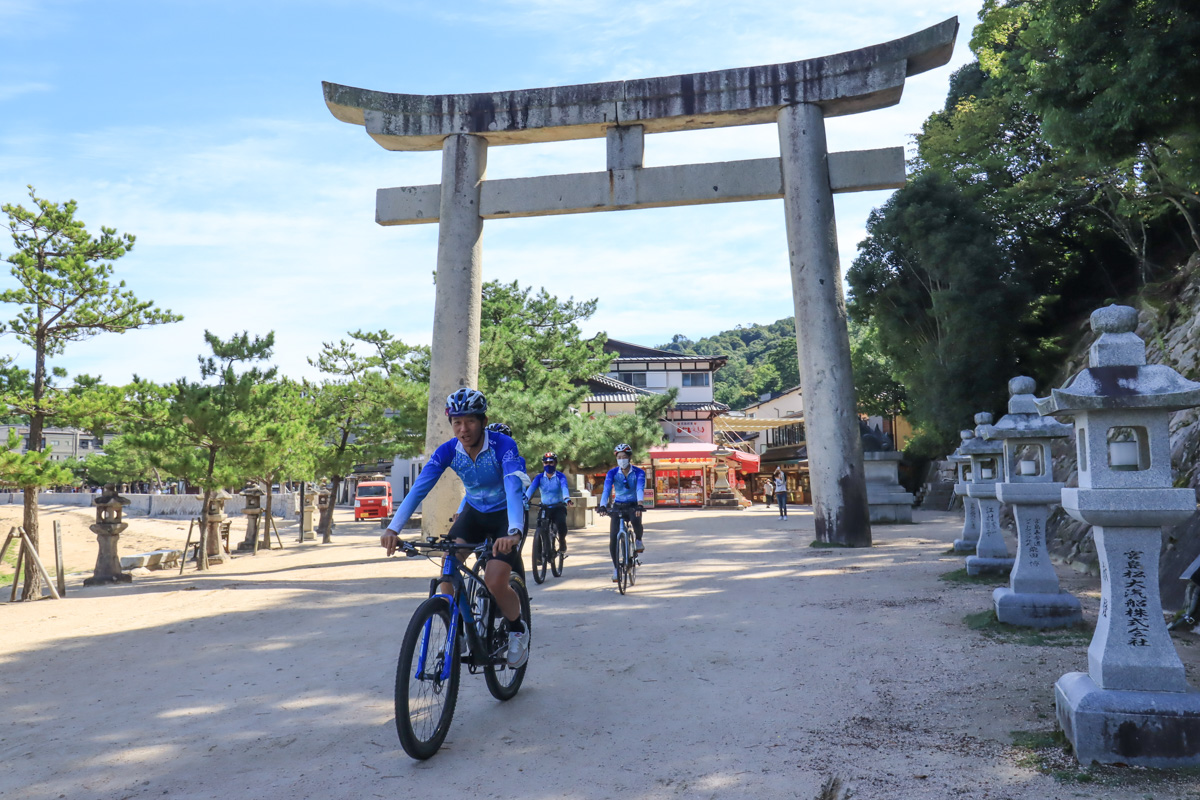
[600,465,646,506]
[387,430,526,534]
[526,470,570,506]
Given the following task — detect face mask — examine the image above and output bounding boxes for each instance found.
[544,465,556,474]
[617,458,630,469]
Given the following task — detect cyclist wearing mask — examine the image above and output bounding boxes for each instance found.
[380,388,530,668]
[597,443,646,582]
[525,452,573,553]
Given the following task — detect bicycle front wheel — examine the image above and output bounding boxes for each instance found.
[532,522,549,584]
[395,596,460,760]
[616,522,629,595]
[550,521,564,578]
[484,573,531,700]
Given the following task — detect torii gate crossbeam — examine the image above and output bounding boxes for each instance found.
[323,18,958,546]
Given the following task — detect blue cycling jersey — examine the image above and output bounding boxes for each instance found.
[600,465,646,505]
[526,470,570,506]
[387,430,526,534]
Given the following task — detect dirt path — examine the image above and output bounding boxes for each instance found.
[1,505,1197,799]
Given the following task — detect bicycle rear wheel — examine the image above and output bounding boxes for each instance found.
[616,521,629,595]
[395,596,460,760]
[484,573,531,700]
[550,520,564,578]
[532,522,549,584]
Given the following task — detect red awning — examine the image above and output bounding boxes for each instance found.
[648,443,761,472]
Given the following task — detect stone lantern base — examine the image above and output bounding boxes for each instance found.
[993,587,1082,628]
[863,452,914,524]
[966,555,1014,576]
[1056,672,1200,766]
[952,489,979,554]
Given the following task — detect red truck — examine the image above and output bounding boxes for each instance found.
[354,480,393,521]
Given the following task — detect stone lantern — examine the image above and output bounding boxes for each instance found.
[237,482,266,553]
[983,376,1080,627]
[950,430,981,554]
[201,488,233,564]
[300,485,318,541]
[1036,304,1200,766]
[962,412,1014,576]
[84,485,132,585]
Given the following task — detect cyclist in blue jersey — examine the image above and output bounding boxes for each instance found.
[380,388,530,668]
[596,443,646,582]
[525,452,573,553]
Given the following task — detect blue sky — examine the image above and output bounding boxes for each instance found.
[0,0,985,385]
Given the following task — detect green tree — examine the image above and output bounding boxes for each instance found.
[309,330,427,541]
[73,434,168,488]
[478,280,612,457]
[236,378,319,550]
[847,172,1026,457]
[0,188,180,599]
[848,319,908,419]
[126,331,278,570]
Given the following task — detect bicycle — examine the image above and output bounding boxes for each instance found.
[609,505,642,595]
[531,504,566,584]
[393,536,532,760]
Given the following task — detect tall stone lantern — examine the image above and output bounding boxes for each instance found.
[83,486,132,585]
[984,376,1081,627]
[1037,304,1200,766]
[963,413,1014,576]
[237,483,266,552]
[950,429,981,554]
[201,488,233,564]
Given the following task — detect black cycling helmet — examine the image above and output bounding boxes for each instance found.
[445,388,488,417]
[542,452,558,464]
[486,422,512,436]
[613,443,633,456]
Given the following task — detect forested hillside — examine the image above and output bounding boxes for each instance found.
[657,320,799,409]
[845,0,1199,457]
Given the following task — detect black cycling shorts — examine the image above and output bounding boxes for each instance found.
[449,504,521,571]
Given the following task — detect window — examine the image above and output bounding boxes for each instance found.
[682,373,710,387]
[616,372,647,387]
[80,440,90,449]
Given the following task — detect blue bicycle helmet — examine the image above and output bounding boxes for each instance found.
[445,388,488,417]
[486,422,512,436]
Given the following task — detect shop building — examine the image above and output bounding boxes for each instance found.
[581,341,763,507]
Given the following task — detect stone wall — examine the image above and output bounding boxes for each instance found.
[0,491,298,520]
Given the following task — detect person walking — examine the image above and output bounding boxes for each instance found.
[773,468,788,519]
[763,477,775,509]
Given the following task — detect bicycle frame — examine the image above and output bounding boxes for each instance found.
[412,543,504,682]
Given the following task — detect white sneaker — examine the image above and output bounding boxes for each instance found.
[612,567,619,582]
[507,627,529,669]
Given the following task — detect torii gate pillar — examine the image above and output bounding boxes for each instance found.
[778,103,869,545]
[324,18,958,545]
[422,133,487,533]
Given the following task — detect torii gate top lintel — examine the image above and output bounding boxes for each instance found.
[323,17,957,152]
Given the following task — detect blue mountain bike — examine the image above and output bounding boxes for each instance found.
[394,537,531,760]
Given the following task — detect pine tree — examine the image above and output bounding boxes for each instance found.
[0,188,180,599]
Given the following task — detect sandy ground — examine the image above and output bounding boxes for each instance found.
[2,503,1200,800]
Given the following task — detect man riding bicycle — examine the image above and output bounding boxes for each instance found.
[380,388,530,668]
[525,452,573,554]
[597,443,646,583]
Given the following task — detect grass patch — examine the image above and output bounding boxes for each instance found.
[1009,728,1200,788]
[938,567,1006,586]
[965,610,1092,647]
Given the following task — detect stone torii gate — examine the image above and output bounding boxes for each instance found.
[323,18,957,546]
